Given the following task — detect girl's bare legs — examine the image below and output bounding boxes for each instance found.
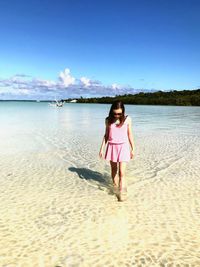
[119,162,127,191]
[110,161,118,186]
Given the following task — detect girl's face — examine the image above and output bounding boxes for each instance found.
[112,108,123,118]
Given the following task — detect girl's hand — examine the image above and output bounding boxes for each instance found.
[99,149,104,159]
[130,149,134,159]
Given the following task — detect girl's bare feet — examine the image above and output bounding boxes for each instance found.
[118,187,128,201]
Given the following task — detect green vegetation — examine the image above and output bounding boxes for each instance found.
[64,89,200,106]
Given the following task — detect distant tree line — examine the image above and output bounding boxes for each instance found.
[64,89,200,106]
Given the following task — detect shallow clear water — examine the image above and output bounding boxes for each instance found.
[1,102,200,266]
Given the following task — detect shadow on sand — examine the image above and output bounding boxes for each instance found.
[68,167,115,195]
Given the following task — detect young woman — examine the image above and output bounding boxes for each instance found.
[99,100,134,201]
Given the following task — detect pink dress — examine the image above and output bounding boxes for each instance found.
[104,115,131,162]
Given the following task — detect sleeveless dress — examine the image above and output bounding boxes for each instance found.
[104,115,131,162]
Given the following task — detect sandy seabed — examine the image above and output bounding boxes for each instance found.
[1,126,200,266]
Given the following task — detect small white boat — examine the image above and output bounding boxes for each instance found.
[49,99,64,107]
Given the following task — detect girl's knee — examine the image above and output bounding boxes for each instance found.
[119,171,125,177]
[112,169,118,176]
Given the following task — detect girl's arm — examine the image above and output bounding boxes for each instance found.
[127,117,134,151]
[99,118,109,153]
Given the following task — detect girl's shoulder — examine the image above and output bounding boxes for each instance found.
[125,115,132,124]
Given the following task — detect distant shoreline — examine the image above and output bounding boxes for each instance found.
[1,89,200,106]
[0,100,49,102]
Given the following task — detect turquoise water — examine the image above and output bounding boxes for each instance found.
[1,101,200,188]
[1,101,200,156]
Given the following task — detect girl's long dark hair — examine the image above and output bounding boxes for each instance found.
[106,100,126,127]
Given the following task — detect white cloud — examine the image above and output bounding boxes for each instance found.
[18,89,30,95]
[32,78,57,89]
[112,83,121,90]
[58,68,75,87]
[0,67,156,100]
[80,77,91,87]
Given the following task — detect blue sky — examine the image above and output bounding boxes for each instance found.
[0,0,200,100]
